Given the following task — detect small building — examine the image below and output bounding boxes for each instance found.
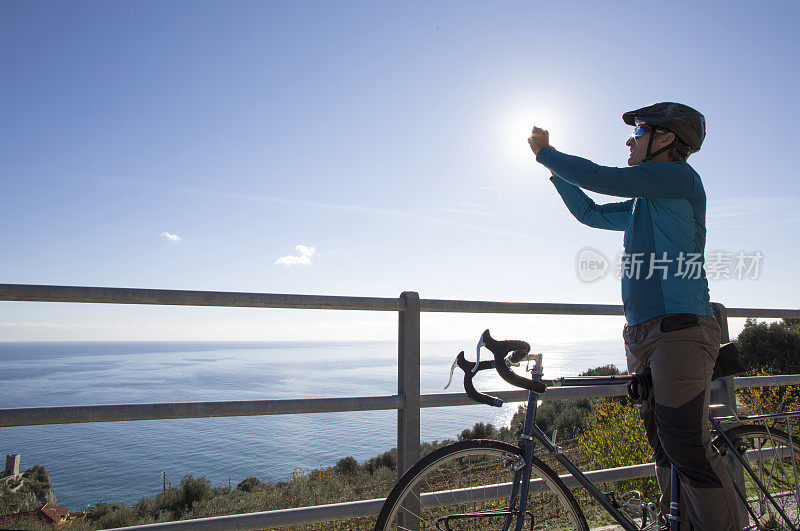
[37,503,71,524]
[0,502,71,526]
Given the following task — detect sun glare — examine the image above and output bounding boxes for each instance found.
[494,104,570,174]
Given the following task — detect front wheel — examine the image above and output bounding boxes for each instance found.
[374,439,589,530]
[714,424,800,530]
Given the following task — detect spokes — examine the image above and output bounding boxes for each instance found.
[387,447,582,530]
[721,426,800,530]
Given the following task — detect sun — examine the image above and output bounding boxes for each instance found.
[493,103,570,173]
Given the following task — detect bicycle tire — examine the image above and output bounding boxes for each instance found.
[714,424,800,530]
[374,439,589,530]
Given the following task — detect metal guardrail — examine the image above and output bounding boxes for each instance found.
[14,376,793,427]
[1,283,799,529]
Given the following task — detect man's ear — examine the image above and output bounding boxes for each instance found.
[659,131,676,146]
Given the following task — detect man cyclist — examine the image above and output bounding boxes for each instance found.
[528,102,740,530]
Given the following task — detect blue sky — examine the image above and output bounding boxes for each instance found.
[2,1,798,343]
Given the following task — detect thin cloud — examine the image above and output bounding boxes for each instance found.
[275,244,316,267]
[436,208,499,216]
[160,232,181,241]
[708,197,800,235]
[102,177,569,247]
[437,202,498,217]
[1,321,146,331]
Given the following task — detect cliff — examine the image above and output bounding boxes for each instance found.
[0,465,58,515]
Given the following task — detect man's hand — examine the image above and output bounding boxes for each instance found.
[528,126,550,155]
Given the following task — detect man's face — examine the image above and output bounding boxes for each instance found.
[626,125,651,166]
[626,124,674,166]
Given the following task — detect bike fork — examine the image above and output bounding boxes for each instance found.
[669,465,681,531]
[501,392,539,531]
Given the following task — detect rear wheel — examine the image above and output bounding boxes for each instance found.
[714,425,800,530]
[374,439,589,530]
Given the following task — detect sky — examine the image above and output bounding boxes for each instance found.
[1,0,798,344]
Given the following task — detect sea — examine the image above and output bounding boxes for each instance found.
[0,339,626,511]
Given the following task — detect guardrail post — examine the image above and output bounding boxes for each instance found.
[398,291,420,480]
[712,302,747,524]
[711,303,736,410]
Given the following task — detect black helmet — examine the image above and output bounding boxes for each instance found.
[623,102,706,152]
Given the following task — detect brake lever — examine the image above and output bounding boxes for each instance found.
[444,357,458,390]
[473,336,485,373]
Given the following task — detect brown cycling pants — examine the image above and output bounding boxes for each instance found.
[624,313,741,531]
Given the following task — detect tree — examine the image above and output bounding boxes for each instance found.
[735,319,800,416]
[736,319,800,375]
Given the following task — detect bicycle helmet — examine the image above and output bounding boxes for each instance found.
[623,102,706,162]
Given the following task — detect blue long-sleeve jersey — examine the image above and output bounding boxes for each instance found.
[536,146,713,325]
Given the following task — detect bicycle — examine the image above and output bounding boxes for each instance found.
[711,407,800,530]
[374,330,800,530]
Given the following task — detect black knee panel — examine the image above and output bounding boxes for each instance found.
[640,408,671,468]
[654,391,721,488]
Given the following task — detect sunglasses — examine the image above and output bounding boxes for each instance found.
[631,124,652,138]
[631,124,668,139]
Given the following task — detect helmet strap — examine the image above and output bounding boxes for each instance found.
[642,130,676,163]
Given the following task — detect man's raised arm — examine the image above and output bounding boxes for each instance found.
[550,174,632,230]
[537,146,694,199]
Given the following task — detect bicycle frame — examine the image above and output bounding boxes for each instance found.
[437,336,800,531]
[495,372,641,531]
[524,379,641,531]
[520,376,800,531]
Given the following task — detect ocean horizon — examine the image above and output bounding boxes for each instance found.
[0,339,626,510]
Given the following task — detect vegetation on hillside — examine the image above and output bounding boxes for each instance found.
[578,397,658,502]
[0,465,57,516]
[528,363,623,440]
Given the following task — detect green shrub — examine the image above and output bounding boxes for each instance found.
[581,364,623,377]
[87,502,120,519]
[88,474,216,526]
[180,474,211,509]
[534,398,592,439]
[364,449,396,474]
[21,465,48,484]
[508,364,624,440]
[783,318,800,334]
[577,397,657,500]
[458,422,497,441]
[236,477,262,492]
[333,457,360,477]
[95,505,152,529]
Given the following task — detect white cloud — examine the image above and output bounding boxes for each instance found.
[295,244,315,257]
[160,232,181,241]
[274,244,316,267]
